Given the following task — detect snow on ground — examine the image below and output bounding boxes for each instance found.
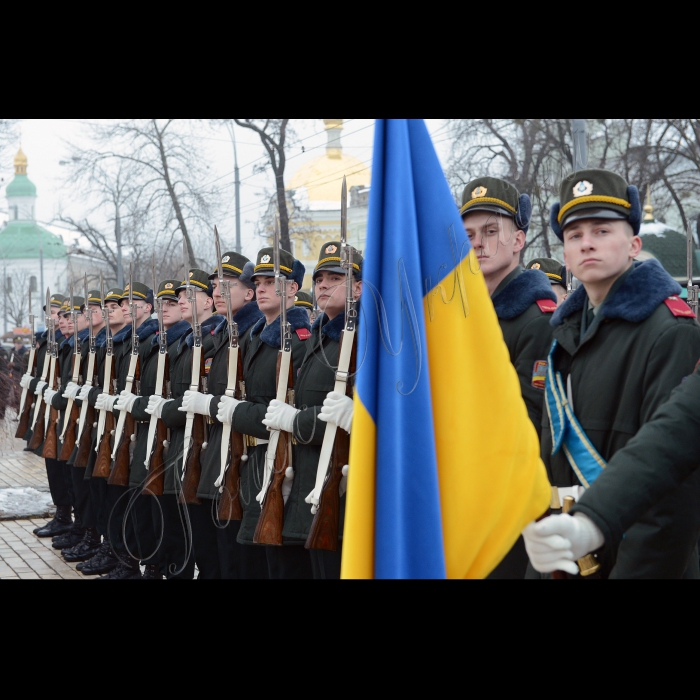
[0,487,55,520]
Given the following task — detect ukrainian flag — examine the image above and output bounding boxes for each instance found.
[342,120,551,579]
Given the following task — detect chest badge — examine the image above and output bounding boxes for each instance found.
[205,358,213,374]
[532,360,547,390]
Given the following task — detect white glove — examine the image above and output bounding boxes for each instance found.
[63,382,81,400]
[77,384,93,402]
[95,393,118,413]
[115,390,138,413]
[44,388,58,407]
[318,392,353,434]
[262,399,300,433]
[339,464,349,498]
[34,380,48,396]
[20,373,32,389]
[282,467,294,504]
[523,513,605,575]
[146,395,172,419]
[178,390,214,417]
[216,396,242,425]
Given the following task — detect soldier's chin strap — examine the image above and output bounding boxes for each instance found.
[545,340,607,490]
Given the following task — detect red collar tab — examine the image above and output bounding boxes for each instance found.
[295,328,311,341]
[664,296,696,318]
[536,299,557,314]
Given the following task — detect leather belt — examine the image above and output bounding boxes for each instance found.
[550,485,585,510]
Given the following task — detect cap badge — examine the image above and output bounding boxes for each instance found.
[164,283,174,290]
[531,263,541,270]
[222,256,230,263]
[189,272,194,278]
[294,296,299,302]
[472,186,488,199]
[261,255,271,264]
[326,245,338,254]
[573,181,593,198]
[124,286,130,292]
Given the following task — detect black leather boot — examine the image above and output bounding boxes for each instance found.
[52,525,85,550]
[34,506,73,538]
[80,542,119,576]
[142,564,163,580]
[63,528,101,563]
[96,560,142,580]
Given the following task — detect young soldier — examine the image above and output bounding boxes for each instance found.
[77,288,126,576]
[28,295,71,538]
[461,177,557,579]
[526,258,568,306]
[294,291,314,322]
[526,168,700,579]
[179,254,264,578]
[214,248,310,579]
[92,281,158,580]
[58,291,106,563]
[146,269,220,579]
[114,279,189,579]
[525,364,700,575]
[263,243,362,579]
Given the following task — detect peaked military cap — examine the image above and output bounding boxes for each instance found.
[527,258,566,288]
[461,177,532,234]
[43,294,66,312]
[13,337,24,344]
[120,281,153,304]
[294,291,313,309]
[253,248,305,288]
[84,290,102,307]
[209,251,251,280]
[61,296,85,314]
[104,288,124,303]
[313,241,363,280]
[156,279,181,302]
[175,269,213,297]
[550,168,642,240]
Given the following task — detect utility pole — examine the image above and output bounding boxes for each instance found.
[115,205,124,288]
[226,121,242,254]
[572,119,588,172]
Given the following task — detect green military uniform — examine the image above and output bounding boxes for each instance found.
[281,242,363,579]
[543,168,700,579]
[462,177,556,580]
[213,247,310,578]
[526,258,567,291]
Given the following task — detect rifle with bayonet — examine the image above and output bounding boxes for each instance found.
[688,222,699,317]
[27,290,54,451]
[306,177,357,551]
[59,285,82,461]
[180,241,205,505]
[74,275,98,468]
[94,273,116,479]
[254,218,295,546]
[109,264,139,487]
[213,226,245,521]
[42,292,61,460]
[143,255,169,497]
[15,288,37,438]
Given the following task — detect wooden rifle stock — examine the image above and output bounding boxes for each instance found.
[27,404,46,451]
[109,413,135,486]
[42,358,61,460]
[306,330,356,551]
[73,404,95,468]
[180,350,206,505]
[93,355,116,479]
[59,401,81,462]
[254,352,294,546]
[217,352,245,522]
[15,352,37,439]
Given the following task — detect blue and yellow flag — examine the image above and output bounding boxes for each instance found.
[342,120,551,579]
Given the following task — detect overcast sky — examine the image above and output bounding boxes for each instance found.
[0,119,450,261]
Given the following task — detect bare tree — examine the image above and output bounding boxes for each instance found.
[3,268,33,328]
[232,120,294,250]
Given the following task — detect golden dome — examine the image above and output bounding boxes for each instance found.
[14,147,28,175]
[287,119,370,203]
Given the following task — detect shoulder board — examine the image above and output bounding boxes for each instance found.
[535,299,557,314]
[663,296,696,319]
[295,328,311,341]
